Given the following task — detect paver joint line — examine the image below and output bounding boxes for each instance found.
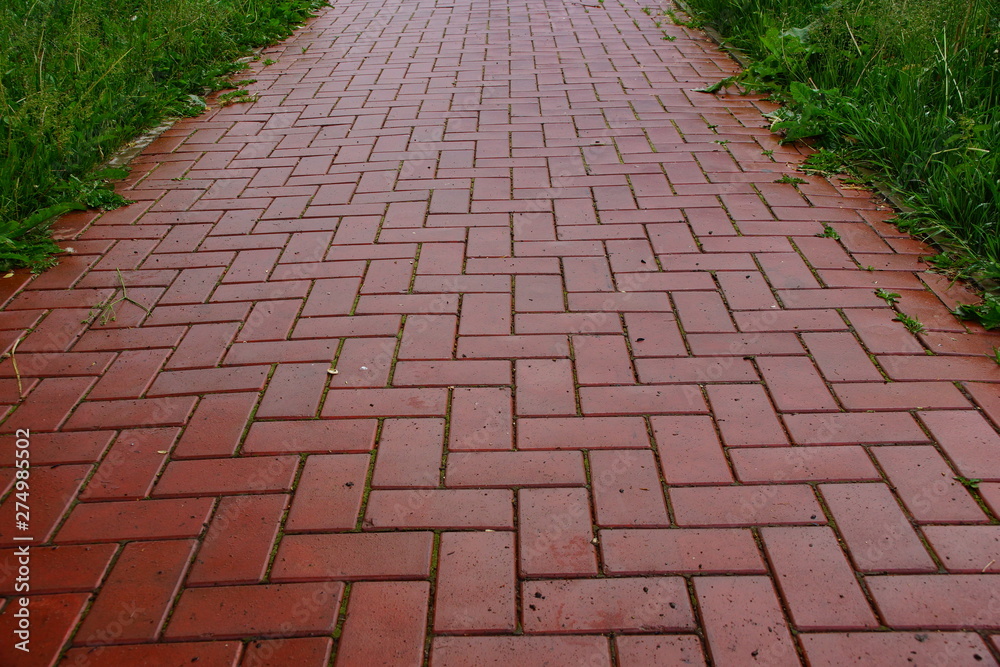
[2,0,1000,665]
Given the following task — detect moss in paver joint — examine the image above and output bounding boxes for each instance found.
[354,444,380,532]
[383,316,406,386]
[565,336,585,417]
[314,337,347,418]
[346,276,364,317]
[232,396,266,457]
[509,488,525,636]
[645,414,678,524]
[261,517,290,580]
[579,451,607,578]
[439,391,452,486]
[682,576,709,648]
[787,237,831,286]
[421,531,443,664]
[407,248,420,293]
[329,581,353,659]
[867,352,894,382]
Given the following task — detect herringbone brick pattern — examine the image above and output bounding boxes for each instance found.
[1,0,1000,663]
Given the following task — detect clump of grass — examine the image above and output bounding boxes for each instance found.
[683,0,1000,285]
[875,288,901,305]
[0,0,326,271]
[664,8,701,29]
[953,294,1000,330]
[816,224,840,239]
[800,148,846,176]
[894,313,926,334]
[217,90,260,107]
[955,475,982,489]
[0,203,85,272]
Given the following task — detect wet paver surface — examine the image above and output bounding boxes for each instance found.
[2,0,1000,664]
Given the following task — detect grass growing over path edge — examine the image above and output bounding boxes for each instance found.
[677,0,1000,314]
[1,0,329,271]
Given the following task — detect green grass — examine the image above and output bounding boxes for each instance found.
[0,0,326,271]
[682,0,1000,283]
[894,312,926,334]
[875,288,901,306]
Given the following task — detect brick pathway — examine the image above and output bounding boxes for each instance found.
[2,0,1000,664]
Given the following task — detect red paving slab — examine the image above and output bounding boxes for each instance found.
[3,0,1000,663]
